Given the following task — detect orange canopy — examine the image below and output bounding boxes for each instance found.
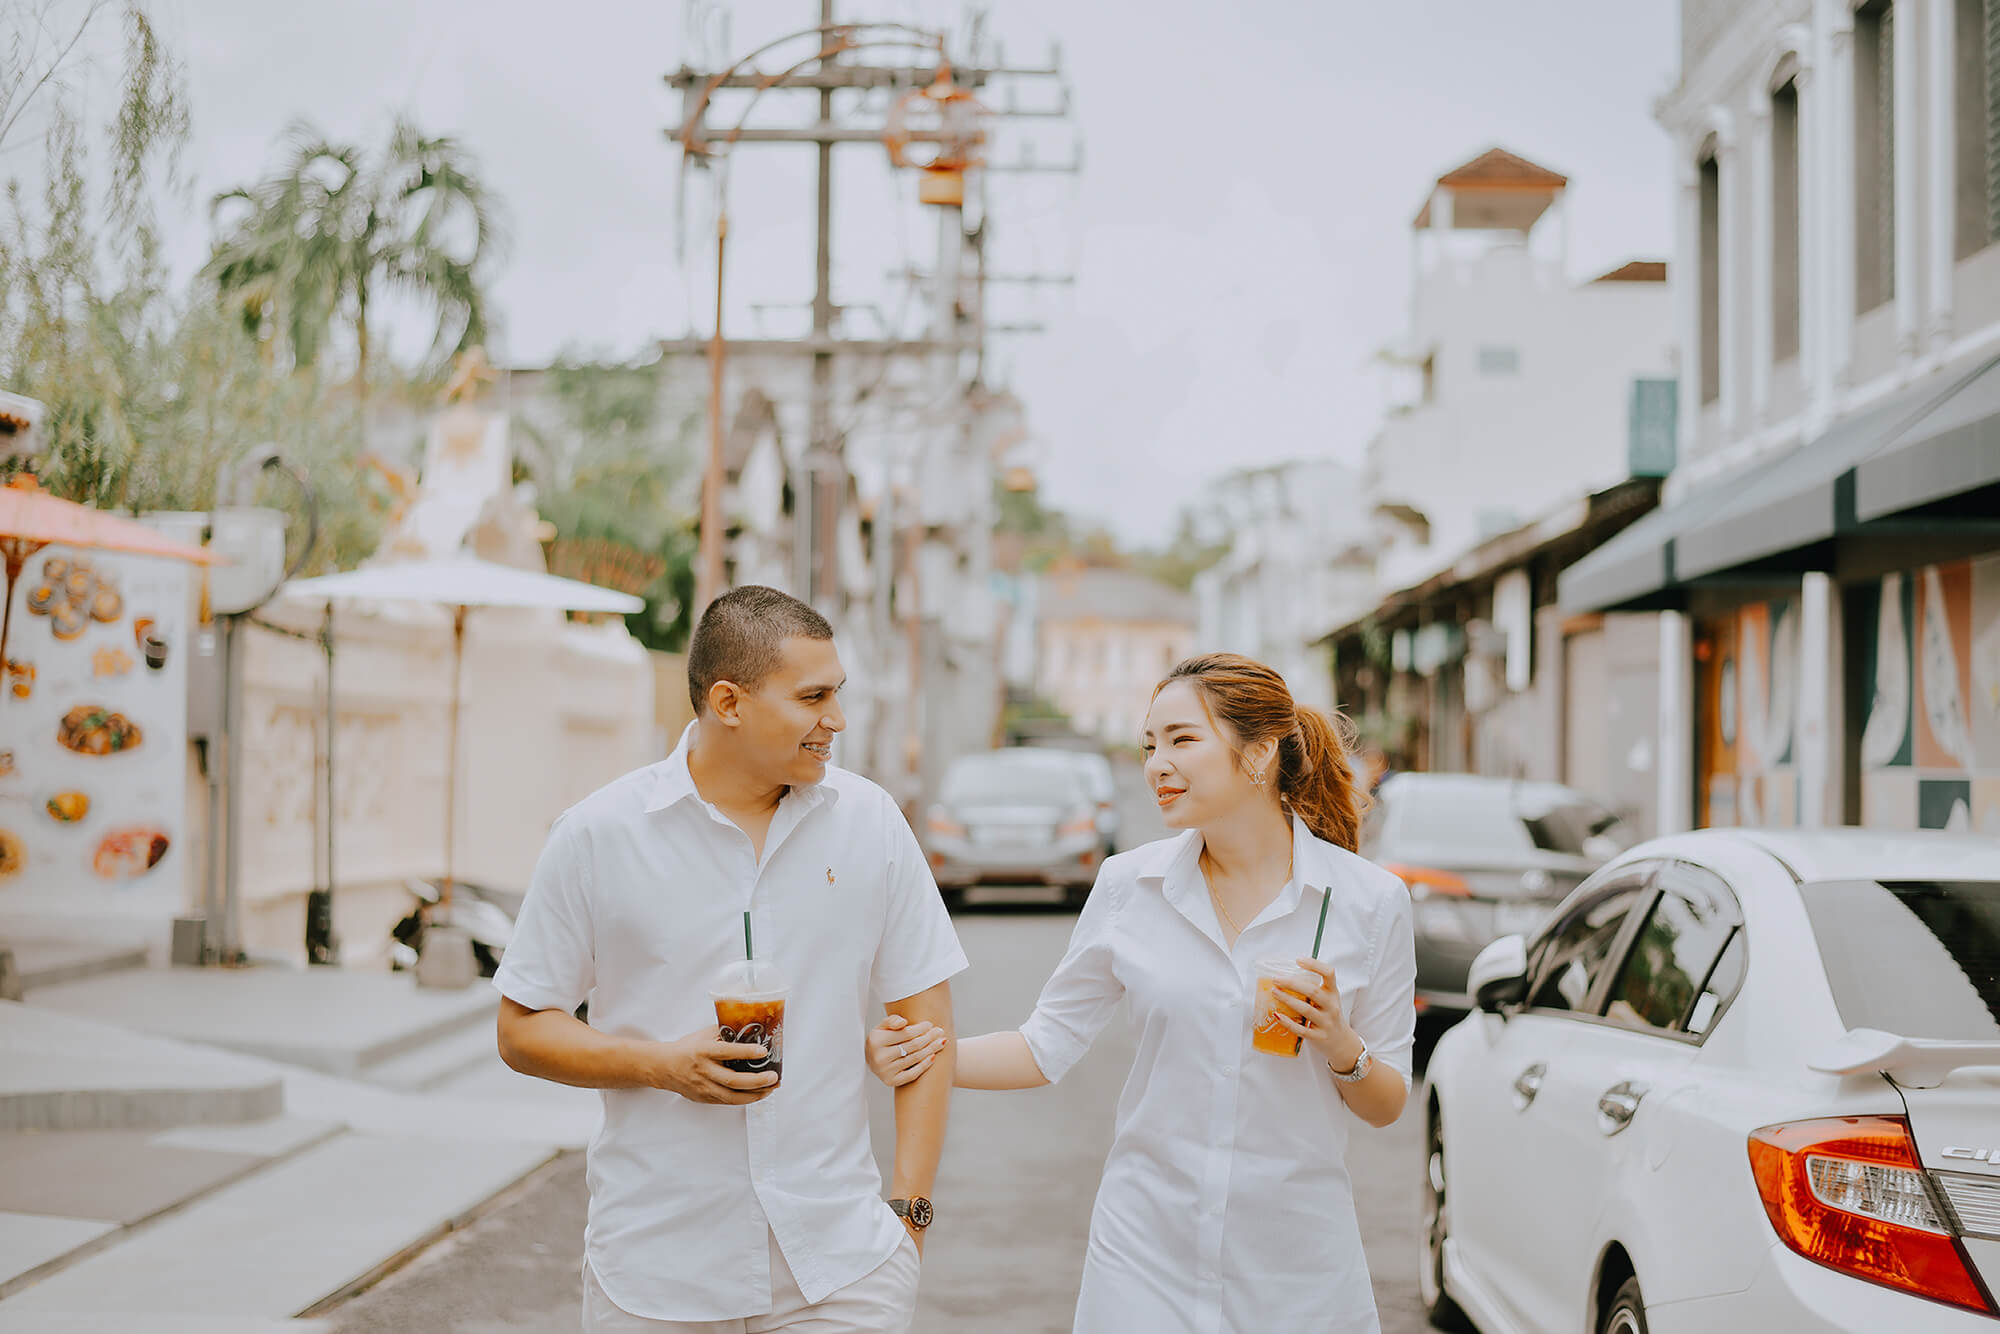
[0,475,220,564]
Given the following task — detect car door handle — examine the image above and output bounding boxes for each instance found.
[1513,1063,1546,1111]
[1597,1081,1649,1136]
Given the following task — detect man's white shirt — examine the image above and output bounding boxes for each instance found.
[494,725,967,1323]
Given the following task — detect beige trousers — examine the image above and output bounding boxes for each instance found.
[582,1231,920,1334]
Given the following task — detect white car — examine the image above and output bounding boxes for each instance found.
[1422,827,2000,1334]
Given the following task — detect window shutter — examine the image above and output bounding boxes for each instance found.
[1988,0,2000,240]
[1882,3,1897,301]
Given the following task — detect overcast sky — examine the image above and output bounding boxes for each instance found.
[20,0,1680,545]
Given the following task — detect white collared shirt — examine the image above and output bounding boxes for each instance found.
[1020,816,1417,1334]
[494,725,967,1322]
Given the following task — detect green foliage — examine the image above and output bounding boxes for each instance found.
[524,351,700,652]
[203,116,503,380]
[0,6,379,569]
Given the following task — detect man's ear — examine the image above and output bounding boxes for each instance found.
[707,679,745,726]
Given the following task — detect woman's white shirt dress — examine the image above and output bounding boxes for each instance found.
[1019,816,1418,1334]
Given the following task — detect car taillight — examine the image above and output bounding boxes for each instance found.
[926,809,967,838]
[1382,862,1471,900]
[1747,1116,1993,1315]
[1057,812,1097,838]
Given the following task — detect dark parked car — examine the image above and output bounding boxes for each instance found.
[1359,773,1635,1016]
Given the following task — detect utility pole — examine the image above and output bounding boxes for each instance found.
[670,13,1066,609]
[669,8,1078,794]
[805,0,836,607]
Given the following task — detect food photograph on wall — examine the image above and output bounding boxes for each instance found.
[0,545,188,903]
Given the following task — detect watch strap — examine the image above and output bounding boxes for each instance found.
[1328,1044,1373,1083]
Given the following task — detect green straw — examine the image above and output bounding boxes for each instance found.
[743,910,754,962]
[1310,887,1332,959]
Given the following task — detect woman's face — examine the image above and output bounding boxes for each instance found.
[1141,680,1270,831]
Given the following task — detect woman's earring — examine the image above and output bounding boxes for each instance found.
[1252,770,1265,786]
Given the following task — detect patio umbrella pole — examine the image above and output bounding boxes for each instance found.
[0,538,48,672]
[442,603,467,915]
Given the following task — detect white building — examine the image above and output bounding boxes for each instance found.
[1367,149,1676,591]
[1190,460,1377,714]
[1562,0,2000,836]
[1038,566,1197,746]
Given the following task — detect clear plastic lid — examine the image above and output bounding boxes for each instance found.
[711,958,789,1002]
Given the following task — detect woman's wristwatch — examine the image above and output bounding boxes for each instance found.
[1327,1042,1373,1083]
[888,1197,934,1229]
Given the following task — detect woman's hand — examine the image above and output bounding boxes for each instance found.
[867,1013,949,1088]
[1272,957,1367,1075]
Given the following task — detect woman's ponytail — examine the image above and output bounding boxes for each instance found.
[1278,705,1364,852]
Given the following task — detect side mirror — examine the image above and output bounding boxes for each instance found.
[1469,934,1530,1016]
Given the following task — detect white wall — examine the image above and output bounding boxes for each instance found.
[1368,244,1674,585]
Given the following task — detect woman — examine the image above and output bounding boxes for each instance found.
[868,653,1417,1334]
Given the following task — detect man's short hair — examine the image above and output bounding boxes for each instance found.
[687,585,835,716]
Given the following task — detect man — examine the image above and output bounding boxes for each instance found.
[496,585,963,1333]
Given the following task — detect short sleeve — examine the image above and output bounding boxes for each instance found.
[1018,875,1124,1085]
[1348,885,1418,1088]
[870,800,969,1005]
[494,813,597,1013]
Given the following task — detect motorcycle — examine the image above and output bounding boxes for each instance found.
[389,876,518,978]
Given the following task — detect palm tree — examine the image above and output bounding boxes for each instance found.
[203,118,502,386]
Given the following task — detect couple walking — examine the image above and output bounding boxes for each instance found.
[496,585,1418,1334]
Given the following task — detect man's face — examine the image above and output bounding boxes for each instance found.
[731,635,847,786]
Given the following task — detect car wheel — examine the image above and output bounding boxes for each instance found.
[1063,883,1090,911]
[1420,1106,1472,1330]
[1600,1276,1646,1334]
[940,886,967,914]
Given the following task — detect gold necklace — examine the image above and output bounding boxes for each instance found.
[1202,848,1294,940]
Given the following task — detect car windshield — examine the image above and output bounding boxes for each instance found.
[1802,880,2000,1041]
[941,756,1086,807]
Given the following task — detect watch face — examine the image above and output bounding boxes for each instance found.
[908,1197,934,1228]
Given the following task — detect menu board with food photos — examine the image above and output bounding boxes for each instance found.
[0,545,188,907]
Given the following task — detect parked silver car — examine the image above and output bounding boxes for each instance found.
[1360,773,1636,1016]
[923,749,1105,908]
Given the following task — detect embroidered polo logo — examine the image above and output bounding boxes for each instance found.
[827,866,836,885]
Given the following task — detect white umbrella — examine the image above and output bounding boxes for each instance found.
[282,555,644,907]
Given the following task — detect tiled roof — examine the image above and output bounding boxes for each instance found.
[1039,566,1196,626]
[1414,147,1568,227]
[1437,147,1568,190]
[1590,260,1669,284]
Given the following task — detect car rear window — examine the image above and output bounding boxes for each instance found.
[941,758,1085,807]
[1802,880,2000,1041]
[1382,784,1534,856]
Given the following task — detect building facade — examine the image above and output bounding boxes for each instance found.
[1367,149,1676,592]
[1564,0,2000,836]
[1037,566,1197,747]
[1190,460,1377,715]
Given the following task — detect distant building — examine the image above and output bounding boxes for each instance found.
[1368,148,1675,589]
[1037,566,1198,746]
[1190,460,1377,714]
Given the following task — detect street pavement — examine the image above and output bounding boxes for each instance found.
[328,758,1439,1333]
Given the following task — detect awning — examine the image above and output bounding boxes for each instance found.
[1674,356,1994,580]
[1560,351,2000,613]
[1854,355,2000,520]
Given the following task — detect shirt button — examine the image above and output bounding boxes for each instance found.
[1221,1065,1233,1076]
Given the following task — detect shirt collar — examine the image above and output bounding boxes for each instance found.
[643,721,838,816]
[1146,814,1342,940]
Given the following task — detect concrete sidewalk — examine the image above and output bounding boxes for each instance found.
[0,956,600,1330]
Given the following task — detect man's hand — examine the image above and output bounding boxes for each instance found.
[651,1026,780,1105]
[901,1217,925,1258]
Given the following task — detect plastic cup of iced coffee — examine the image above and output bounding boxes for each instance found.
[1252,958,1315,1058]
[711,959,788,1085]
